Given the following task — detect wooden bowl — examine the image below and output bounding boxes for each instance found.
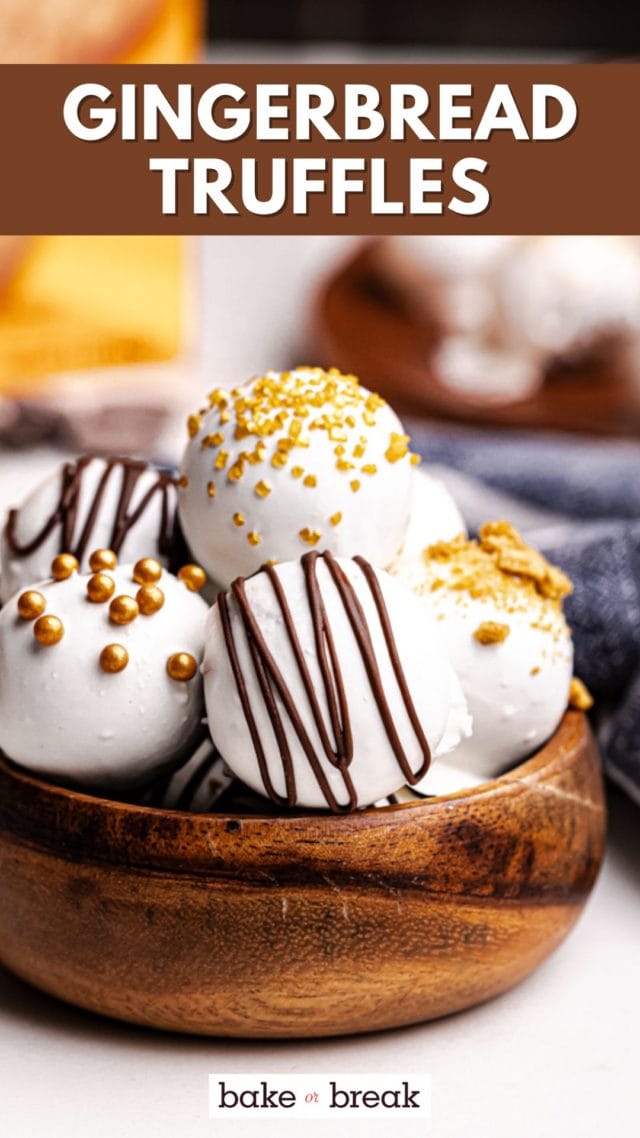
[313,241,640,437]
[0,711,605,1039]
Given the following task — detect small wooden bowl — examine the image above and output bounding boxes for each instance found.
[0,711,605,1039]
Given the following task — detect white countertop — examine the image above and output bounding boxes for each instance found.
[1,232,638,1138]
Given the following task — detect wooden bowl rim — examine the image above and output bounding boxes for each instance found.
[0,709,588,831]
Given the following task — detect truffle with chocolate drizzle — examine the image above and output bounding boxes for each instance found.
[1,455,180,603]
[203,551,471,812]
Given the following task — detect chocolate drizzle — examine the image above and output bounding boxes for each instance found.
[5,456,177,563]
[218,551,432,813]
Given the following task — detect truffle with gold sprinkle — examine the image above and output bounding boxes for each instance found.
[178,366,420,589]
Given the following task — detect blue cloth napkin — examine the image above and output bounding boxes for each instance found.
[408,420,640,805]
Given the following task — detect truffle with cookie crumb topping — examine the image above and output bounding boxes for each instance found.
[392,521,575,792]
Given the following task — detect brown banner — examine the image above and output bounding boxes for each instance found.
[0,63,637,234]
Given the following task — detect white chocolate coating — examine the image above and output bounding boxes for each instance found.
[178,368,415,590]
[0,565,207,788]
[408,527,573,792]
[388,467,467,588]
[203,556,471,810]
[0,456,178,603]
[499,236,640,360]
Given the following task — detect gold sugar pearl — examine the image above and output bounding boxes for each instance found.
[247,531,261,546]
[100,643,129,673]
[34,614,64,646]
[50,552,79,580]
[17,590,46,621]
[86,573,115,604]
[136,584,165,615]
[132,557,162,585]
[177,564,207,593]
[166,652,198,682]
[109,595,139,625]
[89,549,118,572]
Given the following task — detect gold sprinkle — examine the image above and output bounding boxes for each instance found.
[100,643,128,673]
[227,460,245,482]
[219,410,231,424]
[299,527,321,546]
[385,432,410,463]
[17,590,46,621]
[291,465,304,479]
[271,451,288,468]
[569,676,594,711]
[303,474,317,488]
[211,431,225,446]
[410,453,421,466]
[208,388,228,407]
[50,552,79,581]
[353,443,365,458]
[136,584,165,615]
[132,558,162,585]
[178,564,207,592]
[33,614,64,646]
[255,479,272,498]
[86,573,115,604]
[350,479,361,492]
[167,652,198,682]
[109,595,139,625]
[329,427,347,442]
[363,411,376,427]
[178,474,189,488]
[233,512,245,527]
[89,549,117,572]
[473,621,510,645]
[336,459,355,472]
[334,444,346,457]
[330,512,342,527]
[215,450,229,470]
[207,481,216,498]
[187,413,202,438]
[361,463,377,475]
[531,665,541,676]
[247,531,261,546]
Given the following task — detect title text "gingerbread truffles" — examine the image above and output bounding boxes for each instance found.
[63,81,578,219]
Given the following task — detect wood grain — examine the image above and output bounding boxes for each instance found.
[313,241,640,437]
[0,711,605,1037]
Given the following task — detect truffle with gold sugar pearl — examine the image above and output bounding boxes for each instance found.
[178,367,418,590]
[0,455,179,603]
[203,551,471,812]
[397,521,574,794]
[0,558,208,789]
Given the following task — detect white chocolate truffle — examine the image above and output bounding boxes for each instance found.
[410,523,574,793]
[433,335,542,403]
[375,235,514,335]
[388,467,466,588]
[0,455,178,603]
[203,551,471,812]
[142,740,233,812]
[499,236,640,361]
[0,560,207,788]
[178,367,416,590]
